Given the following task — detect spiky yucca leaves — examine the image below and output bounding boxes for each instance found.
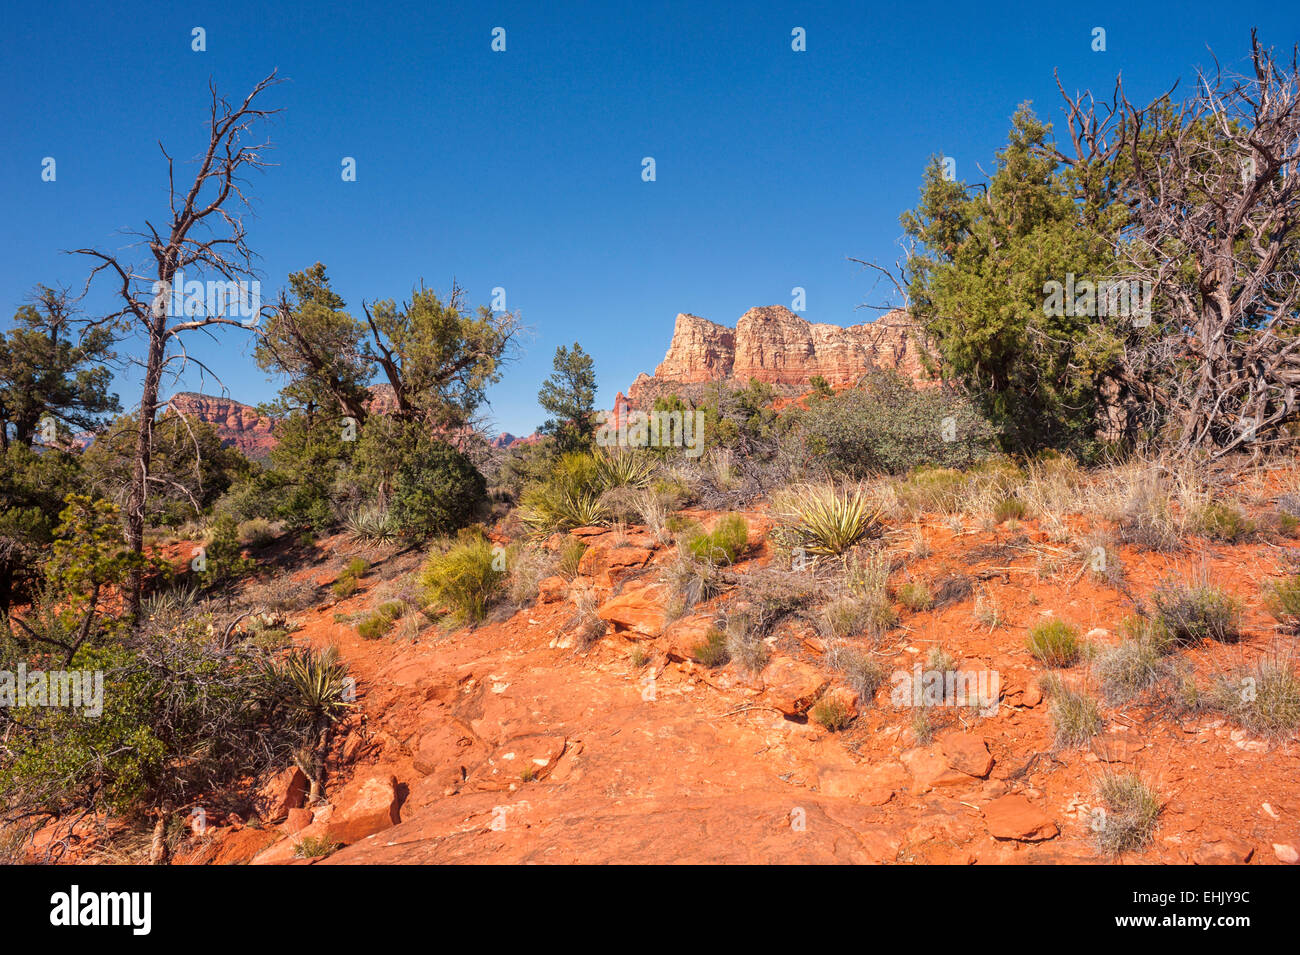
[776,483,882,556]
[270,645,355,732]
[344,503,401,544]
[519,489,610,533]
[594,448,657,489]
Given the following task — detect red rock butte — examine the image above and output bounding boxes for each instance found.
[626,306,930,405]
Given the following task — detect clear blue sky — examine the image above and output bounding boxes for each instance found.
[2,1,1295,435]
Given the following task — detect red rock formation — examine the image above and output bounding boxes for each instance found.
[627,306,931,405]
[166,392,275,460]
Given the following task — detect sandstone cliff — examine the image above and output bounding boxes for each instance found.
[168,392,276,460]
[627,306,930,405]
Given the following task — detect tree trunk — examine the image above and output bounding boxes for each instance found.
[126,320,167,617]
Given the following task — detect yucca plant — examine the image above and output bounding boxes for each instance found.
[345,503,401,544]
[777,483,882,556]
[271,645,355,730]
[594,448,657,489]
[520,489,610,532]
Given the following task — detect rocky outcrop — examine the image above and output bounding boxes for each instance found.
[627,306,931,405]
[167,392,275,460]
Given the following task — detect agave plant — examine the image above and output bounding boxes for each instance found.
[595,448,657,489]
[344,503,401,544]
[520,489,610,533]
[777,483,882,556]
[269,644,355,731]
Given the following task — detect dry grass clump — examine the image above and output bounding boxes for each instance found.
[1041,674,1102,749]
[1026,618,1083,667]
[1092,773,1161,856]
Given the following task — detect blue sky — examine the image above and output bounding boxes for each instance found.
[2,1,1296,435]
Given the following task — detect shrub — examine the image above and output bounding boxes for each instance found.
[830,647,885,701]
[594,449,657,489]
[1042,675,1101,749]
[357,600,406,640]
[1264,575,1300,626]
[811,694,854,731]
[723,611,769,674]
[993,496,1027,523]
[1092,774,1161,856]
[332,558,369,599]
[345,504,401,544]
[660,553,725,619]
[1093,635,1171,703]
[693,627,729,667]
[419,538,504,624]
[682,514,750,565]
[776,483,881,556]
[504,544,557,605]
[1151,579,1240,645]
[1026,618,1082,667]
[897,580,932,612]
[1209,653,1300,741]
[556,538,588,578]
[1116,488,1183,552]
[820,594,896,642]
[519,452,610,532]
[388,441,488,539]
[566,588,606,648]
[237,518,277,547]
[294,834,341,859]
[796,370,996,475]
[1190,501,1256,543]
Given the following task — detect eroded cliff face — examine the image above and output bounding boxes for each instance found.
[167,392,275,459]
[628,306,930,404]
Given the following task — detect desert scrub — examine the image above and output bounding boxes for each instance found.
[331,557,370,598]
[1041,675,1102,749]
[974,590,1005,630]
[419,537,504,624]
[1264,575,1300,627]
[692,627,729,667]
[820,593,896,642]
[828,646,885,702]
[357,600,406,640]
[993,495,1027,523]
[1190,501,1256,543]
[344,504,400,544]
[1209,652,1300,741]
[504,543,556,605]
[660,552,725,619]
[1150,578,1241,645]
[1092,773,1161,856]
[1026,618,1082,667]
[1093,632,1172,703]
[1115,487,1183,552]
[897,580,932,612]
[774,483,881,556]
[811,694,854,731]
[519,452,610,532]
[723,610,770,674]
[681,514,750,565]
[237,517,277,547]
[566,588,607,648]
[294,834,340,859]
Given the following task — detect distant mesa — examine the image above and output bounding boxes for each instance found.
[623,305,930,407]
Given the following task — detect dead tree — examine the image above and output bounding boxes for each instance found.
[74,73,280,613]
[1055,32,1300,460]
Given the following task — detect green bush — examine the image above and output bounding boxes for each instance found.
[357,600,406,640]
[682,514,750,565]
[811,694,855,731]
[1026,618,1082,667]
[519,452,610,532]
[1264,575,1300,625]
[1151,580,1240,645]
[419,537,504,624]
[796,370,996,476]
[332,558,369,598]
[557,538,588,578]
[897,580,933,612]
[692,627,730,667]
[1190,501,1256,542]
[389,440,488,539]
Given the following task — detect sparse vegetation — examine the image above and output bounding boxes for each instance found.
[897,580,932,612]
[1150,578,1241,646]
[811,694,854,731]
[1026,618,1082,667]
[1092,774,1161,856]
[1041,675,1102,749]
[692,627,729,667]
